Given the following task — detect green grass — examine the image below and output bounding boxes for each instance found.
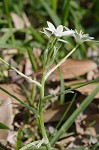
[0,1,99,149]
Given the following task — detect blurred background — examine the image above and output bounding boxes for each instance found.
[0,0,99,68]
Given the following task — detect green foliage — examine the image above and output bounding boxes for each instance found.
[16,129,22,150]
[50,85,99,145]
[0,1,99,149]
[0,122,10,130]
[0,0,98,60]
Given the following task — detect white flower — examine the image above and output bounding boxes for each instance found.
[42,21,75,39]
[74,30,94,43]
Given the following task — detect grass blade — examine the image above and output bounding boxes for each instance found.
[29,27,45,44]
[62,0,71,25]
[16,128,22,150]
[56,93,77,129]
[39,0,61,26]
[57,65,65,104]
[0,122,10,130]
[50,85,99,145]
[0,87,38,117]
[0,31,12,45]
[27,47,38,71]
[51,0,59,13]
[3,0,15,44]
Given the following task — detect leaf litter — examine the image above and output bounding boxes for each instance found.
[0,23,99,149]
[0,56,99,149]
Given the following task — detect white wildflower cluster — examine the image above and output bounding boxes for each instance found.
[73,30,94,44]
[42,21,94,43]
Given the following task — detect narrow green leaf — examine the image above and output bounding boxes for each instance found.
[56,93,77,129]
[0,44,24,49]
[62,0,71,25]
[27,47,38,71]
[51,0,59,13]
[0,87,38,117]
[55,60,65,104]
[0,31,12,45]
[3,0,15,43]
[92,142,99,150]
[39,0,60,26]
[50,85,99,145]
[0,122,10,130]
[29,27,45,44]
[16,128,22,150]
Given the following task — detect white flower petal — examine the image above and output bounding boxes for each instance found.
[60,30,75,37]
[54,32,62,37]
[41,21,75,39]
[74,30,94,43]
[45,27,54,33]
[56,25,63,33]
[47,21,55,32]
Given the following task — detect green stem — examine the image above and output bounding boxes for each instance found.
[45,44,79,80]
[39,73,52,149]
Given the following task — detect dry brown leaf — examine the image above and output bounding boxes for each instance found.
[85,127,97,136]
[0,98,13,142]
[65,80,99,98]
[33,48,42,67]
[22,12,31,27]
[0,84,26,103]
[84,114,99,136]
[14,59,97,83]
[56,136,75,146]
[44,102,76,123]
[11,12,25,29]
[24,55,33,76]
[2,49,17,62]
[75,111,86,135]
[51,59,97,81]
[85,114,99,124]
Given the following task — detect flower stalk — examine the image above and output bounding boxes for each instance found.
[0,21,95,150]
[38,73,52,149]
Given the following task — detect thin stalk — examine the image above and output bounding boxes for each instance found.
[45,44,79,80]
[57,63,65,104]
[39,73,52,149]
[55,59,65,104]
[0,57,41,88]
